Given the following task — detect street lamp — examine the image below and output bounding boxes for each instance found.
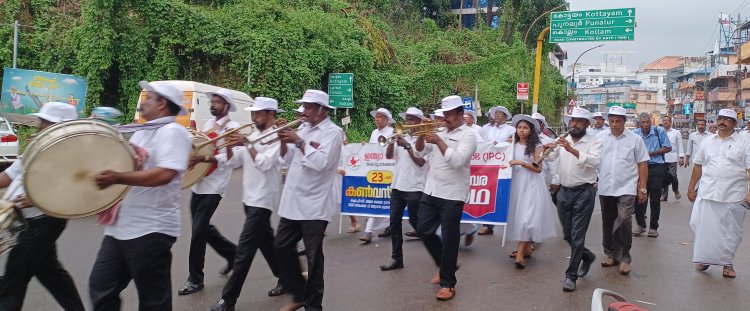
[570,44,605,97]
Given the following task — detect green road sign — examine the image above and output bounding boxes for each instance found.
[550,8,635,43]
[328,73,353,108]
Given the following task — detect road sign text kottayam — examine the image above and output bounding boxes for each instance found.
[550,8,636,43]
[328,73,353,108]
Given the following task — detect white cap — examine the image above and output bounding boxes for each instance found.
[564,107,594,124]
[206,88,237,112]
[489,106,512,120]
[531,112,549,129]
[295,89,333,109]
[463,109,478,122]
[591,112,605,119]
[246,97,285,112]
[31,102,78,123]
[369,108,396,124]
[430,110,445,120]
[604,106,627,119]
[718,108,739,122]
[139,81,187,116]
[295,106,305,114]
[398,107,428,120]
[435,96,463,113]
[511,114,541,134]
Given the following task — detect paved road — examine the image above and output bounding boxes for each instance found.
[15,163,750,310]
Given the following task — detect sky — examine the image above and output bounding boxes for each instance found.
[559,0,748,72]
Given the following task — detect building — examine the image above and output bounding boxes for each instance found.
[450,0,500,29]
[566,62,637,90]
[635,56,684,114]
[707,52,750,111]
[576,80,642,115]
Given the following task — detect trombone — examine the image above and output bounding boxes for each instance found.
[377,121,444,147]
[193,123,256,150]
[245,118,306,146]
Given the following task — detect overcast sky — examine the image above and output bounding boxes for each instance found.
[559,0,747,72]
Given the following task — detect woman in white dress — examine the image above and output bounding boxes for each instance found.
[507,114,558,269]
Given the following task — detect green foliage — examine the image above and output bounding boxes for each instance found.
[0,0,568,142]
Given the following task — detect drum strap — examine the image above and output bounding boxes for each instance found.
[116,122,170,133]
[202,118,231,177]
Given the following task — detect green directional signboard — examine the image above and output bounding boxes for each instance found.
[550,8,636,43]
[328,73,354,108]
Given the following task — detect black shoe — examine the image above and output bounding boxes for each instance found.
[379,259,404,271]
[177,281,204,295]
[268,284,287,297]
[404,231,418,237]
[378,226,392,237]
[578,253,596,278]
[562,278,576,292]
[209,299,235,311]
[219,263,234,276]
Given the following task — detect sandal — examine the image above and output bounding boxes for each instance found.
[696,264,709,271]
[509,250,531,259]
[514,259,526,269]
[723,266,736,278]
[346,224,361,233]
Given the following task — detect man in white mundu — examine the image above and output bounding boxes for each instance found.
[687,109,750,279]
[360,108,395,243]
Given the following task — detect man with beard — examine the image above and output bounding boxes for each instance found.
[684,119,710,167]
[544,107,602,292]
[632,113,671,238]
[178,89,239,296]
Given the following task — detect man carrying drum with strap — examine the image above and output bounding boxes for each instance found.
[91,81,191,310]
[178,88,240,296]
[0,102,85,311]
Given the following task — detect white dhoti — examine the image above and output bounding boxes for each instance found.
[690,198,746,266]
[364,217,389,233]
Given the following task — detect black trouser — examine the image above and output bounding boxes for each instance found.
[275,218,327,311]
[188,192,237,283]
[635,163,666,230]
[0,216,84,311]
[221,206,281,306]
[661,162,679,198]
[417,194,463,288]
[389,189,422,263]
[600,195,635,264]
[89,233,176,311]
[556,184,596,281]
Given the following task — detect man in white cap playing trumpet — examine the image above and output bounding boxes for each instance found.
[360,108,396,243]
[91,81,191,310]
[208,97,286,311]
[379,107,429,271]
[414,95,477,301]
[0,102,85,311]
[688,108,750,279]
[275,89,344,311]
[178,88,240,296]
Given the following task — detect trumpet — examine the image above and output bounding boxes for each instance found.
[193,123,256,150]
[245,118,306,146]
[377,121,444,147]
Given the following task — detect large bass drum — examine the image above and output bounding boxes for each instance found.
[23,120,136,218]
[182,129,215,189]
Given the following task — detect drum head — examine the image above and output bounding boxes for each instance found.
[24,134,135,218]
[182,135,215,189]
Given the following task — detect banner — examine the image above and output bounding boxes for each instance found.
[340,142,512,225]
[1,68,88,117]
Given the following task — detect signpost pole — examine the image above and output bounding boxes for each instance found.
[13,20,19,68]
[532,27,550,114]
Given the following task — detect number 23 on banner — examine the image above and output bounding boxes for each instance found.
[367,170,393,184]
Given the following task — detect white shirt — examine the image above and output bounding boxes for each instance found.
[482,123,495,140]
[487,124,515,144]
[415,124,477,202]
[105,116,191,240]
[694,132,750,202]
[663,127,685,163]
[3,160,44,218]
[686,131,711,162]
[588,126,609,136]
[390,136,427,192]
[218,126,282,210]
[596,130,650,196]
[539,133,559,186]
[278,117,344,221]
[470,124,485,140]
[546,133,602,187]
[191,116,240,196]
[369,126,394,144]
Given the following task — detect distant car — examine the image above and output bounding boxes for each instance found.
[0,117,19,170]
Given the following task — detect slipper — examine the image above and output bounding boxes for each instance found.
[696,264,709,271]
[509,250,531,259]
[346,224,361,233]
[723,266,736,278]
[514,259,526,270]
